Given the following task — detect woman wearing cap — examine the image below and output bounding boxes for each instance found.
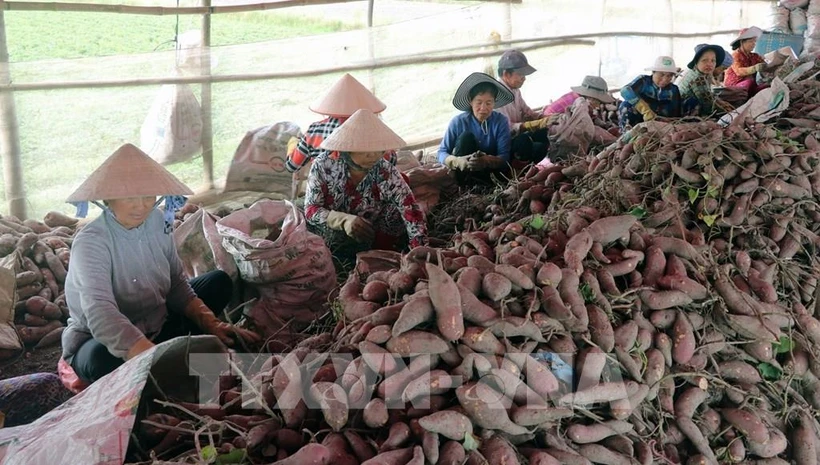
[724,26,768,97]
[542,75,616,116]
[618,56,683,131]
[285,73,396,176]
[678,44,735,116]
[61,144,261,383]
[437,72,514,183]
[305,109,427,258]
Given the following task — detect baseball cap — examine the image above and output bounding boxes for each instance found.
[498,50,536,75]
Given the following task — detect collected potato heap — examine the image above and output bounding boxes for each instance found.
[129,87,820,464]
[0,211,78,356]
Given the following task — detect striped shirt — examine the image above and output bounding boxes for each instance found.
[285,116,397,173]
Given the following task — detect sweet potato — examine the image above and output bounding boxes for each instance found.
[386,330,449,357]
[17,282,43,300]
[564,230,593,275]
[362,281,389,303]
[676,417,717,464]
[457,283,498,326]
[640,290,693,310]
[567,420,633,444]
[402,369,455,404]
[718,360,762,384]
[18,320,63,345]
[576,346,608,391]
[366,325,392,345]
[578,444,633,465]
[271,443,330,465]
[43,211,78,228]
[482,272,512,301]
[480,436,520,465]
[587,304,615,352]
[461,326,505,354]
[613,320,638,350]
[494,264,535,290]
[341,431,375,463]
[671,310,695,365]
[26,296,62,320]
[425,263,464,341]
[558,381,636,406]
[456,382,527,435]
[490,317,545,342]
[720,408,770,444]
[456,266,483,296]
[419,410,473,441]
[392,296,434,338]
[379,422,411,452]
[439,441,467,465]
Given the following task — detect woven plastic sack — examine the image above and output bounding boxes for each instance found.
[792,7,809,34]
[810,0,820,14]
[781,0,809,9]
[547,98,595,162]
[223,122,302,198]
[808,13,820,38]
[0,254,22,366]
[216,200,335,337]
[174,208,239,280]
[139,84,203,165]
[772,5,792,33]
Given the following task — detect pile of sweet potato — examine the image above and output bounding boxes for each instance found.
[0,211,78,354]
[126,84,820,464]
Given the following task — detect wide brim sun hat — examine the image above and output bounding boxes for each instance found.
[688,44,727,70]
[645,56,682,74]
[571,75,615,103]
[452,72,515,112]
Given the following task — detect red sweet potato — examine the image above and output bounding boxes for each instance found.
[426,263,464,341]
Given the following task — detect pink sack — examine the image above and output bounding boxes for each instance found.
[57,358,89,395]
[216,200,336,337]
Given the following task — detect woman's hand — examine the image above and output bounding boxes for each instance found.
[203,320,262,348]
[326,211,375,242]
[126,337,155,360]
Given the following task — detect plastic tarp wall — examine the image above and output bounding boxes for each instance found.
[1,0,773,218]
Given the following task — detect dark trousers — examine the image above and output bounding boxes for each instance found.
[451,132,508,185]
[69,270,232,383]
[511,128,550,164]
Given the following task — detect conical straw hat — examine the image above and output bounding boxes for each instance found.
[66,143,193,202]
[309,73,387,117]
[320,109,405,152]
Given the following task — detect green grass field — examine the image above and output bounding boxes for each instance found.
[3,10,358,219]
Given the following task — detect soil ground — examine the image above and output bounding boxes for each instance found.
[0,346,62,380]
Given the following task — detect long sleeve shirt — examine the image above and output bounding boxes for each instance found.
[437,111,511,163]
[286,116,396,173]
[678,68,718,115]
[620,74,682,117]
[305,156,427,248]
[542,91,581,116]
[495,86,540,132]
[62,209,196,360]
[724,50,764,87]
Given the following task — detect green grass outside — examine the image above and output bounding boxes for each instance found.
[3,10,359,218]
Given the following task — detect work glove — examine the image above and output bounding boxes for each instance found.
[286,136,299,158]
[520,118,550,132]
[745,63,764,75]
[634,99,657,122]
[717,99,735,113]
[444,154,482,171]
[326,210,375,243]
[184,298,262,348]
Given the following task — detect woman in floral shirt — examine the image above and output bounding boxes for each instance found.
[723,27,768,98]
[305,109,427,257]
[679,44,734,116]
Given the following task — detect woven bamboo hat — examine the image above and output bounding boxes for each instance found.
[66,143,193,202]
[452,72,514,112]
[309,73,387,117]
[320,109,406,152]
